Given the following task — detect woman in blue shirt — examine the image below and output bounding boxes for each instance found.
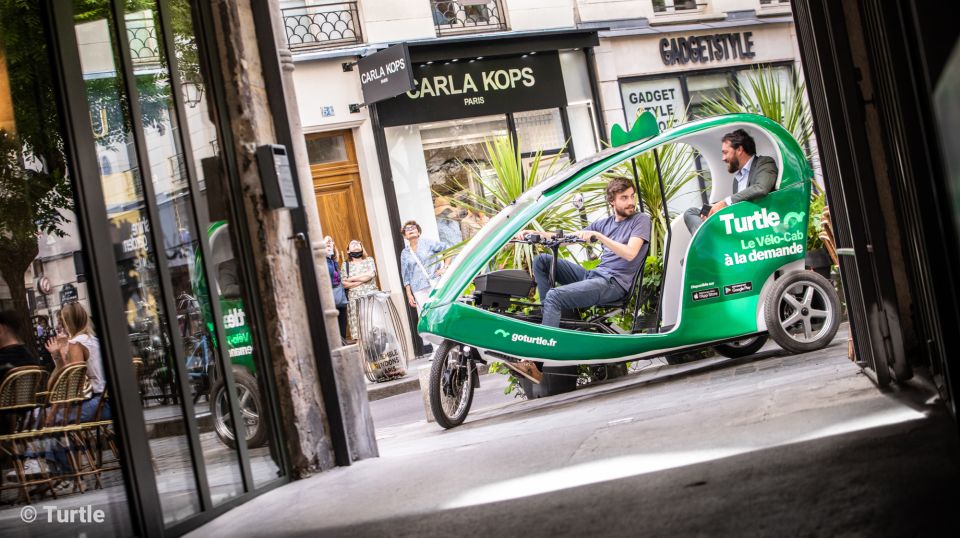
[399,220,448,314]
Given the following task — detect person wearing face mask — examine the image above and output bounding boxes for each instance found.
[341,239,379,341]
[324,235,349,342]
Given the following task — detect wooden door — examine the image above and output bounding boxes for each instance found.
[308,130,376,271]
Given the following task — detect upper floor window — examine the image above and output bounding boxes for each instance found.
[652,0,700,14]
[432,1,509,37]
[282,1,363,52]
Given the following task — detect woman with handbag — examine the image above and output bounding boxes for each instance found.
[399,220,448,314]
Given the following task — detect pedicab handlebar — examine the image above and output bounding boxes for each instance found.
[509,232,597,248]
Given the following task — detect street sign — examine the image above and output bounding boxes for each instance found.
[60,283,78,304]
[357,44,414,106]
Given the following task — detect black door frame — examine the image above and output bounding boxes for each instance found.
[45,0,291,535]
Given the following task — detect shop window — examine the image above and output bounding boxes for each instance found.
[420,115,509,197]
[1,2,135,531]
[619,77,685,130]
[515,109,567,156]
[306,133,348,164]
[687,72,735,119]
[652,0,700,14]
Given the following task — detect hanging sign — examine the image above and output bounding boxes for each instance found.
[358,44,415,106]
[376,52,567,127]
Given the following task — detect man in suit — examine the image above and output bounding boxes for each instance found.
[684,129,778,233]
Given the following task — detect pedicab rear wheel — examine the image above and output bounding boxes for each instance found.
[714,335,768,358]
[429,340,475,429]
[765,271,840,354]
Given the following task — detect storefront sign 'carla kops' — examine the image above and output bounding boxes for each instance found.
[376,51,567,127]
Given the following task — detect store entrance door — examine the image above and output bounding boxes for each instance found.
[308,130,376,266]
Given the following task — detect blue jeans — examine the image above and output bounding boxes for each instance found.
[533,254,627,327]
[28,395,110,474]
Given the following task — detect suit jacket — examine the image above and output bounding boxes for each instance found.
[730,155,778,204]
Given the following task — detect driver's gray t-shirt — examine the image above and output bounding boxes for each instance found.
[586,212,651,291]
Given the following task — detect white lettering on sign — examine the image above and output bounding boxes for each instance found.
[122,218,151,253]
[223,307,246,329]
[620,78,684,131]
[510,333,557,347]
[718,209,781,235]
[406,68,535,99]
[360,58,406,85]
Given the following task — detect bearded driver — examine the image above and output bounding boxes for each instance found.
[515,176,651,329]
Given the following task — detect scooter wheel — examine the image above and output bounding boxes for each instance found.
[429,340,475,429]
[764,271,840,354]
[714,335,768,358]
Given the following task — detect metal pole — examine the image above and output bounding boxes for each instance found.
[651,148,671,334]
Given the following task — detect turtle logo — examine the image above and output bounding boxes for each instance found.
[494,329,510,338]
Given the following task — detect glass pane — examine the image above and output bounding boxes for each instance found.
[418,115,507,247]
[0,2,132,534]
[128,2,247,507]
[306,134,347,164]
[619,77,684,130]
[73,1,204,525]
[515,108,566,155]
[167,0,282,487]
[688,73,734,119]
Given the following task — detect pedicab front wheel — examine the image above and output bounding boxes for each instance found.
[765,271,840,354]
[429,340,475,429]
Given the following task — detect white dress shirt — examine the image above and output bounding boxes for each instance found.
[723,156,755,206]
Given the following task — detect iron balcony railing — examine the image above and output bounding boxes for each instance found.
[431,0,508,37]
[282,2,363,52]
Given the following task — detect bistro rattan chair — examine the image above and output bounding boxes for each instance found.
[0,366,53,504]
[41,363,94,494]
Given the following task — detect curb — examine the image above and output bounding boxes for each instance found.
[367,362,490,402]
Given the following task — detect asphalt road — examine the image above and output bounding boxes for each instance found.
[370,369,516,429]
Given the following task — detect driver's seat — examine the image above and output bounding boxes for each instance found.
[577,252,650,332]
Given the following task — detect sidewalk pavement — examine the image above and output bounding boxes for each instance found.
[365,352,490,402]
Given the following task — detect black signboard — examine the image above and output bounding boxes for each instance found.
[60,283,78,304]
[376,52,567,127]
[358,44,415,105]
[724,282,753,295]
[692,288,720,301]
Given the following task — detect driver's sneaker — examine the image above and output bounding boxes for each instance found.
[505,361,542,384]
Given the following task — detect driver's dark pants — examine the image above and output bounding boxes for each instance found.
[683,207,704,234]
[533,254,627,327]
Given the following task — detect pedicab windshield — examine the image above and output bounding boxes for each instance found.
[429,141,638,298]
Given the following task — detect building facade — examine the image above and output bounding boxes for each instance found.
[282,0,808,352]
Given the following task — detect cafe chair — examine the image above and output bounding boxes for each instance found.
[0,366,53,504]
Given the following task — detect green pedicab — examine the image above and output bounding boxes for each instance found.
[420,113,840,428]
[192,221,268,448]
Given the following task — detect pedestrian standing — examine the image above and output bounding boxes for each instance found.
[324,235,349,342]
[341,239,379,341]
[399,220,447,314]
